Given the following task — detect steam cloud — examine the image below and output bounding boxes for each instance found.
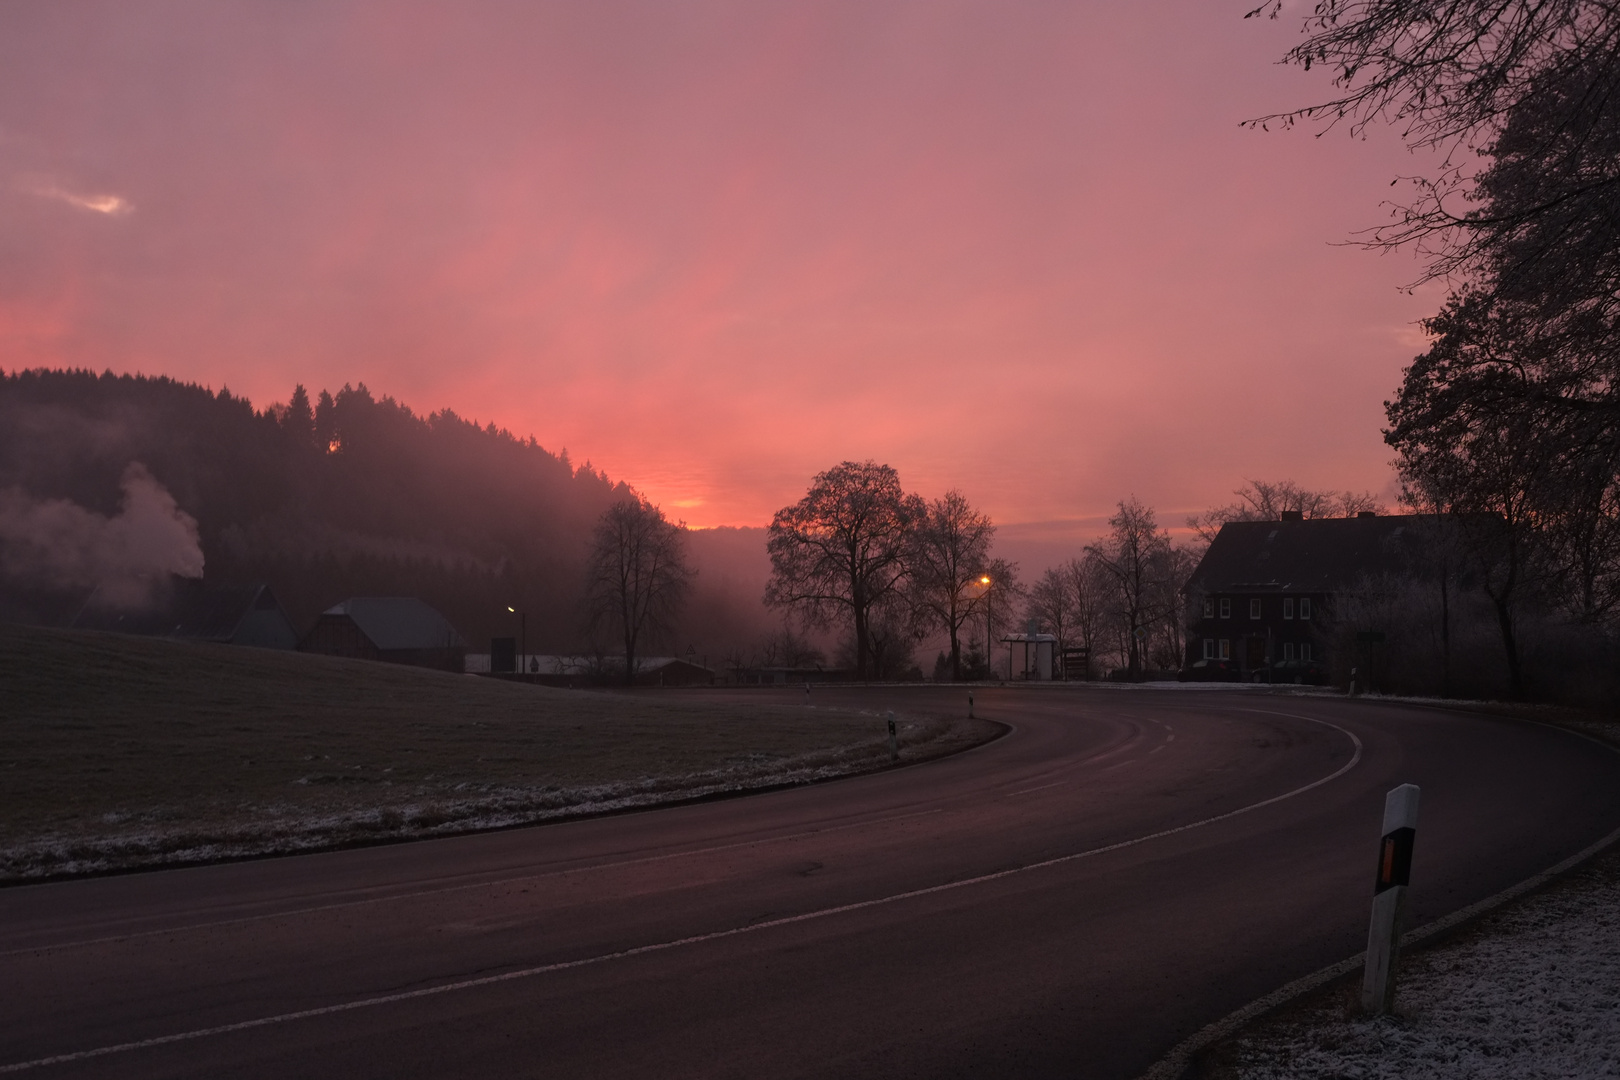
[0,463,204,609]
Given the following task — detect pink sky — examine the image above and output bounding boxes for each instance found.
[1,1,1443,541]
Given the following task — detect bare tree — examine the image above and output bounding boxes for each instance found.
[1087,499,1172,680]
[758,623,825,669]
[1253,3,1620,622]
[585,495,693,686]
[765,461,925,680]
[1147,544,1200,671]
[909,490,995,680]
[1066,554,1113,678]
[1025,566,1076,664]
[1188,480,1387,544]
[1249,0,1620,304]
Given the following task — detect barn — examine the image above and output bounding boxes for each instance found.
[299,597,467,671]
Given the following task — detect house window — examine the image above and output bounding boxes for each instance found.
[1202,597,1213,619]
[1300,643,1313,661]
[1249,599,1262,619]
[1219,598,1231,619]
[1283,598,1294,620]
[1219,639,1231,659]
[1203,638,1215,660]
[1284,643,1296,660]
[1299,597,1312,620]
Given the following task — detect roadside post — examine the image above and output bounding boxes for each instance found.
[886,710,898,761]
[1361,783,1420,1015]
[968,691,975,719]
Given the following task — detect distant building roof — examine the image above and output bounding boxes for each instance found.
[1186,516,1424,595]
[322,597,467,651]
[74,581,297,648]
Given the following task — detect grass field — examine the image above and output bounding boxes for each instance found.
[0,626,997,881]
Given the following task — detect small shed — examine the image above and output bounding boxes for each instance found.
[634,657,716,687]
[300,597,467,671]
[1001,631,1058,680]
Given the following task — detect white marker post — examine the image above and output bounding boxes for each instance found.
[1361,783,1419,1015]
[886,710,898,762]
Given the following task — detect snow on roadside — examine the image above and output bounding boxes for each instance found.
[0,718,986,882]
[1216,850,1620,1079]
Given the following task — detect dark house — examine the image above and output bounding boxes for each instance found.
[74,581,299,649]
[300,597,467,671]
[1182,513,1422,676]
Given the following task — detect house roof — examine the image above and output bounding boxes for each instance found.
[323,597,467,650]
[1186,516,1423,595]
[75,580,290,642]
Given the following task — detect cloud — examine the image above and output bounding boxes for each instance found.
[0,463,203,609]
[27,181,133,216]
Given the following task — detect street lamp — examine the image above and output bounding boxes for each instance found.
[979,575,992,682]
[507,605,526,677]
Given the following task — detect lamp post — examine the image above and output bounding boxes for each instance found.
[979,574,992,682]
[506,605,526,677]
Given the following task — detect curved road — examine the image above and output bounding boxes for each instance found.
[3,688,1618,1078]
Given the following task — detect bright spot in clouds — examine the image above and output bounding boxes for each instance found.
[30,183,132,216]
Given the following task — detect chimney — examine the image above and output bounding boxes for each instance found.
[1280,510,1304,521]
[1357,510,1377,518]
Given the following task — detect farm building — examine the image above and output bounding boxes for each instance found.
[73,581,298,649]
[300,597,467,671]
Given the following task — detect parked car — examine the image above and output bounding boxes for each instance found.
[1250,659,1329,685]
[1177,658,1243,682]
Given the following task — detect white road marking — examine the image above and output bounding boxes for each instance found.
[0,808,945,958]
[0,715,1364,1074]
[1003,781,1067,797]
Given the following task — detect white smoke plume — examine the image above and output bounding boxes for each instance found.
[0,463,204,609]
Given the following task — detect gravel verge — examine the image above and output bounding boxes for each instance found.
[1190,840,1620,1079]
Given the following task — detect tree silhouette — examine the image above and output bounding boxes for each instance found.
[765,461,924,680]
[1086,499,1172,681]
[909,490,995,681]
[584,496,693,686]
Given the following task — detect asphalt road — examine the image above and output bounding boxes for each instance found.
[4,688,1618,1079]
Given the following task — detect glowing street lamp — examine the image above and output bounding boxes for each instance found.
[979,575,992,682]
[507,605,526,677]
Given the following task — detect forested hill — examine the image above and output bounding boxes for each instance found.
[0,368,655,647]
